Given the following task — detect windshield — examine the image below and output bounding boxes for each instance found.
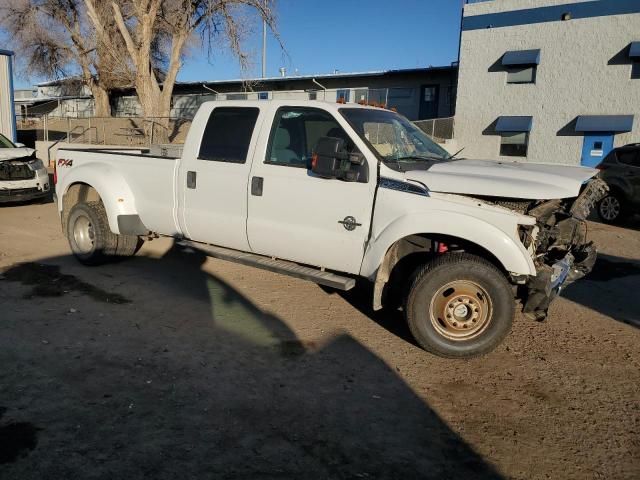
[0,133,16,148]
[340,108,450,169]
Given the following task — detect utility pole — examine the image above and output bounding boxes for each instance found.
[262,19,267,78]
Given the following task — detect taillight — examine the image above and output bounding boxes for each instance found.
[311,153,318,169]
[53,159,57,184]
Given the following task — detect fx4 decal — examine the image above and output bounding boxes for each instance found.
[58,158,73,167]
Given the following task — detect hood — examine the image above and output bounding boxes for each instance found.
[0,147,36,162]
[405,159,597,200]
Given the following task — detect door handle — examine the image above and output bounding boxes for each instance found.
[251,176,264,196]
[187,171,197,189]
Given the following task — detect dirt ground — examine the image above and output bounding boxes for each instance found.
[0,197,639,480]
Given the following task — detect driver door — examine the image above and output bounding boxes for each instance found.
[246,106,376,274]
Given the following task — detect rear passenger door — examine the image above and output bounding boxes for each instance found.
[179,106,263,250]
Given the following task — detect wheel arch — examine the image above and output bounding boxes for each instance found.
[362,213,536,311]
[58,164,138,234]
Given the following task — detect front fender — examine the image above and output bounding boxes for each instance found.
[360,211,536,279]
[59,163,138,234]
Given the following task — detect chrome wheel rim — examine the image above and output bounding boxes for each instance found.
[429,280,493,341]
[599,196,620,221]
[73,215,95,253]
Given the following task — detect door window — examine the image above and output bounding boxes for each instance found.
[266,107,356,168]
[617,149,640,167]
[198,107,260,163]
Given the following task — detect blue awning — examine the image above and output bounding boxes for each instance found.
[502,49,541,66]
[575,115,634,133]
[630,42,640,58]
[495,116,533,132]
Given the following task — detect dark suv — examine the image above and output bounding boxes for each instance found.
[596,144,640,223]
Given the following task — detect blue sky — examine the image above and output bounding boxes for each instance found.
[12,0,463,88]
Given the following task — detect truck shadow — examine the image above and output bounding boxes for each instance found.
[563,253,640,329]
[0,245,502,479]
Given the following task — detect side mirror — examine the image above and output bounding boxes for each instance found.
[14,142,25,148]
[311,136,366,182]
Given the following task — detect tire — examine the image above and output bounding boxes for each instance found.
[66,201,138,265]
[405,253,514,359]
[597,192,627,224]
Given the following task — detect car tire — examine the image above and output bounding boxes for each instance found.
[405,253,514,359]
[66,201,138,265]
[598,192,626,224]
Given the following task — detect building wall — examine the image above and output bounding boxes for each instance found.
[110,68,458,121]
[456,0,640,165]
[0,51,16,141]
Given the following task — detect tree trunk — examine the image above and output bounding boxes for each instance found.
[92,86,111,117]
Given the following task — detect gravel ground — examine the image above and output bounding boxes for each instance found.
[0,199,638,480]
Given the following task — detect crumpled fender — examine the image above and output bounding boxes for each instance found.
[360,210,536,279]
[59,162,138,234]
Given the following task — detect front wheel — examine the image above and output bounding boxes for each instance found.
[405,254,514,358]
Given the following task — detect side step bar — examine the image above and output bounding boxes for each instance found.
[179,240,356,291]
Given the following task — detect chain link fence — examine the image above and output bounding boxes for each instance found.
[413,117,455,143]
[16,115,192,148]
[17,113,454,150]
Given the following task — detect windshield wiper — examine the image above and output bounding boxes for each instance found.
[392,154,444,162]
[447,147,465,160]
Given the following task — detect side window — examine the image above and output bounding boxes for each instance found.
[507,66,536,84]
[617,149,640,167]
[500,132,529,157]
[198,107,259,163]
[266,108,356,168]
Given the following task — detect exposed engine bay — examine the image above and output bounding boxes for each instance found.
[477,178,609,320]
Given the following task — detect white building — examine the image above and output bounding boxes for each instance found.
[0,49,16,141]
[455,0,640,166]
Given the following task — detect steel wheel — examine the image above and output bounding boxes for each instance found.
[599,195,621,222]
[429,280,493,341]
[72,214,96,253]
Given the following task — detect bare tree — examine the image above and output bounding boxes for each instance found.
[84,0,277,140]
[0,0,139,116]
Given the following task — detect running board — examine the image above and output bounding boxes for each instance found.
[179,240,356,291]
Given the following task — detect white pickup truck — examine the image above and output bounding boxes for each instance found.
[54,100,606,358]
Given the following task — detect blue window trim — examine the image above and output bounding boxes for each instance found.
[463,0,640,31]
[495,116,533,133]
[575,115,634,133]
[502,49,541,66]
[629,42,640,58]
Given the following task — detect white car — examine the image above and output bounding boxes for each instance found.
[54,100,606,358]
[0,133,50,203]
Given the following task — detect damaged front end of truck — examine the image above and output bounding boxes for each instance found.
[497,179,609,320]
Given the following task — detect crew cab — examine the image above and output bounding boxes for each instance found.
[54,101,606,358]
[0,132,50,203]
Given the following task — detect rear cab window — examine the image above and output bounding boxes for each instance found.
[617,149,640,167]
[198,107,260,163]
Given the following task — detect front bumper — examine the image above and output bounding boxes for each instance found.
[522,243,597,319]
[0,168,50,204]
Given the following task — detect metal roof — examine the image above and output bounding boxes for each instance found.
[575,115,634,133]
[36,65,457,88]
[0,49,15,56]
[495,116,534,132]
[502,49,541,66]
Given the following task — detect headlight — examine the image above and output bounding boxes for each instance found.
[28,158,45,171]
